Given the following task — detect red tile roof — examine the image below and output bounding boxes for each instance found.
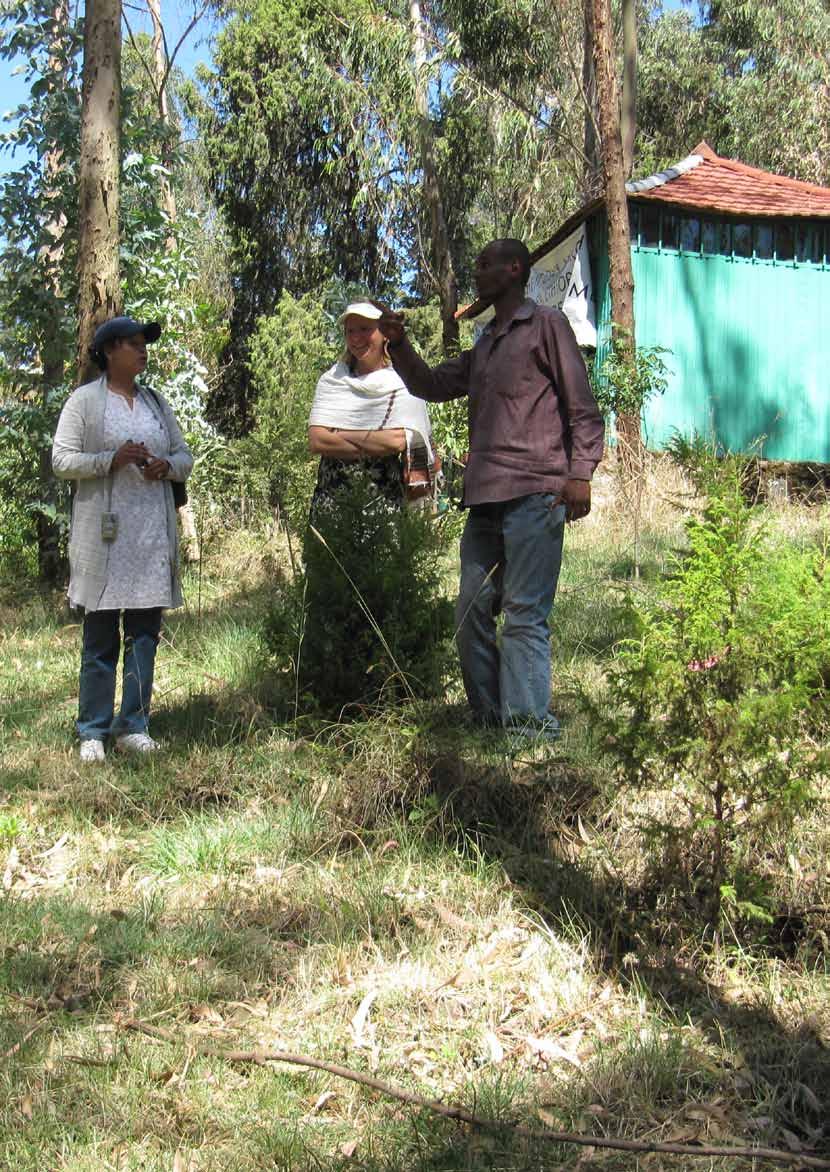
[631,142,830,219]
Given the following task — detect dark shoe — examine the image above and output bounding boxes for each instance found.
[505,714,561,744]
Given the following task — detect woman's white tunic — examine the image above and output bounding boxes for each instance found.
[93,392,173,611]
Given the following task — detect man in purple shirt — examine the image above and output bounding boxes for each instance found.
[380,238,604,739]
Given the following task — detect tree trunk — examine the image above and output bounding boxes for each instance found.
[621,0,637,179]
[147,0,178,236]
[147,0,198,559]
[582,0,601,201]
[38,0,71,583]
[77,0,122,386]
[590,0,641,460]
[409,0,459,357]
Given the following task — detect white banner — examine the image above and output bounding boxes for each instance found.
[472,227,597,348]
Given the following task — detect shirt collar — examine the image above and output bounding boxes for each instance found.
[481,297,537,335]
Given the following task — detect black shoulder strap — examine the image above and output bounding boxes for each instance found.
[140,382,161,410]
[140,383,170,437]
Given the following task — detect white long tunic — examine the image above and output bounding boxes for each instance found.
[92,392,173,611]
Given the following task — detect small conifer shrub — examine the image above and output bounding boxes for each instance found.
[265,473,456,717]
[594,454,829,920]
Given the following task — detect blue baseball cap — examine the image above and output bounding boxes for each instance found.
[92,316,162,351]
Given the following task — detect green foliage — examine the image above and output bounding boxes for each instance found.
[595,456,829,918]
[265,477,456,716]
[242,291,338,528]
[664,430,727,495]
[0,389,70,580]
[592,340,669,422]
[184,0,398,427]
[637,0,830,185]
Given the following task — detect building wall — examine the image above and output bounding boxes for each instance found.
[588,211,830,463]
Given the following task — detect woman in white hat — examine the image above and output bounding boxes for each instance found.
[307,301,437,515]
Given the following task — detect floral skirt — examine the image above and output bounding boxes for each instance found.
[309,456,404,521]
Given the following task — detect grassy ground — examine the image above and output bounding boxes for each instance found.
[1,463,829,1171]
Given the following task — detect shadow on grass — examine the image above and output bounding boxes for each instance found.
[406,711,830,1159]
[1,685,75,744]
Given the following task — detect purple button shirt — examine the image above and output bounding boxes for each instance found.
[390,299,604,506]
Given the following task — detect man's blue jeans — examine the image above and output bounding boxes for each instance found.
[77,608,163,741]
[456,493,566,730]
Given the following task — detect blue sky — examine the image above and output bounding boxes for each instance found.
[0,1,217,174]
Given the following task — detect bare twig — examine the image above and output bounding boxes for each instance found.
[121,1019,830,1168]
[159,2,210,99]
[122,7,162,103]
[2,1020,46,1060]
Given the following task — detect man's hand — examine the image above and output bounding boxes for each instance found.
[561,478,591,522]
[375,302,406,348]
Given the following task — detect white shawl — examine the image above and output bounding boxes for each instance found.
[309,362,434,462]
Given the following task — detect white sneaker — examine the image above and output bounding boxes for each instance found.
[79,739,105,763]
[115,732,159,754]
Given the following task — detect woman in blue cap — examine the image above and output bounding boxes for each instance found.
[52,316,192,762]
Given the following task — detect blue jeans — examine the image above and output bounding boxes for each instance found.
[77,608,163,741]
[455,493,566,730]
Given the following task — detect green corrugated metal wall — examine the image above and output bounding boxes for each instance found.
[588,214,830,463]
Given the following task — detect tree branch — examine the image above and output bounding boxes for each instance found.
[121,6,161,104]
[159,1,210,100]
[121,1019,830,1168]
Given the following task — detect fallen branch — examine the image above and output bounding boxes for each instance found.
[2,1020,46,1060]
[121,1019,830,1168]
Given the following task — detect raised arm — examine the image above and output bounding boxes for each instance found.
[378,308,472,403]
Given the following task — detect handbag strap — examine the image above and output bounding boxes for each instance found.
[140,382,176,461]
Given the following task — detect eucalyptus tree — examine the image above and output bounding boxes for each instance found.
[0,0,81,579]
[702,0,830,185]
[636,0,830,183]
[192,0,608,425]
[409,0,458,352]
[0,0,81,386]
[590,0,638,462]
[187,0,397,429]
[77,0,123,384]
[437,0,591,235]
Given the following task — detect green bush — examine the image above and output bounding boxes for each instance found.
[591,340,669,422]
[0,387,71,581]
[265,474,457,717]
[243,291,338,529]
[594,455,829,920]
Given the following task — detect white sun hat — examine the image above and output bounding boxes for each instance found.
[339,301,383,323]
